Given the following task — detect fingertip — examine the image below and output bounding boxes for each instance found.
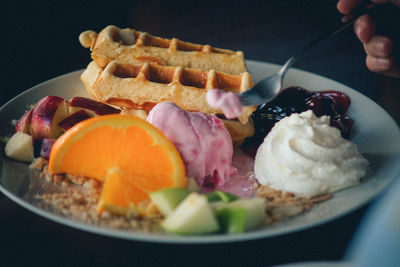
[337,0,348,14]
[337,0,363,14]
[354,14,375,43]
[366,55,400,77]
[366,55,394,72]
[364,36,394,57]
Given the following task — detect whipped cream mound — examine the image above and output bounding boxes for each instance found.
[254,110,368,198]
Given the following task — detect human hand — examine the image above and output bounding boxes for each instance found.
[337,0,400,78]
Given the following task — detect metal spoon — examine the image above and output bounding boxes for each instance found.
[239,0,375,107]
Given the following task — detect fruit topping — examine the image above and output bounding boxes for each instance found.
[30,96,70,140]
[4,131,34,162]
[162,193,219,235]
[150,188,191,216]
[58,110,91,131]
[39,138,56,160]
[69,96,120,116]
[98,167,149,214]
[205,190,239,203]
[251,87,353,145]
[14,107,34,134]
[213,198,266,234]
[48,114,186,213]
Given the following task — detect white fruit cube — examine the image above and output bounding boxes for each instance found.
[5,132,34,162]
[162,193,219,235]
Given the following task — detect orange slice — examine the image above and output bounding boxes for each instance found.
[97,167,150,214]
[48,114,186,212]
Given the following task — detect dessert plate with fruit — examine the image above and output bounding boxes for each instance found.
[1,59,399,243]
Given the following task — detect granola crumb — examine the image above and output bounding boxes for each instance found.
[53,174,64,184]
[33,175,164,233]
[29,157,332,233]
[256,185,332,224]
[83,179,99,189]
[67,174,88,185]
[32,158,98,188]
[30,157,48,171]
[43,166,53,183]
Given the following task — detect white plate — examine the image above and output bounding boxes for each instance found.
[1,60,399,243]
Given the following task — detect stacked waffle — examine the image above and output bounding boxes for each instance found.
[79,25,256,145]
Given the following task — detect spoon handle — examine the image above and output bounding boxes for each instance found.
[279,0,376,76]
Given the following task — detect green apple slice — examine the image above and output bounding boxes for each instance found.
[162,193,219,235]
[149,188,190,216]
[213,198,266,233]
[206,190,239,203]
[216,207,246,234]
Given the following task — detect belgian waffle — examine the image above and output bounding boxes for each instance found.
[81,61,255,145]
[81,61,102,99]
[82,60,255,124]
[79,25,248,75]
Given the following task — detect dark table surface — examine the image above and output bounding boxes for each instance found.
[1,0,399,266]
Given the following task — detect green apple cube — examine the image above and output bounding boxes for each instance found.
[162,193,219,235]
[214,197,266,233]
[149,188,190,216]
[216,207,247,234]
[205,190,239,203]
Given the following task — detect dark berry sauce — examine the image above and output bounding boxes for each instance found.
[245,87,353,151]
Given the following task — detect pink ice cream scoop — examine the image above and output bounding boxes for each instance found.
[206,89,242,119]
[147,102,237,189]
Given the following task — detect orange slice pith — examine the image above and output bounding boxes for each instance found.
[48,114,186,212]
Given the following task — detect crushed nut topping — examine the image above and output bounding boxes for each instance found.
[29,157,331,233]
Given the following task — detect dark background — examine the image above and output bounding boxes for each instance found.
[0,0,399,266]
